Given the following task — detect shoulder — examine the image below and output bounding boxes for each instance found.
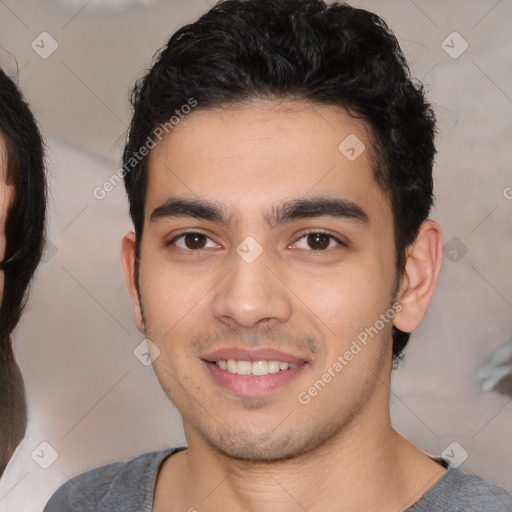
[43,448,183,512]
[452,470,512,511]
[411,461,512,512]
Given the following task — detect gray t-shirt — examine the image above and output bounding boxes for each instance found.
[44,447,512,511]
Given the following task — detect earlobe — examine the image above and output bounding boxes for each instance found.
[121,232,145,333]
[393,220,443,333]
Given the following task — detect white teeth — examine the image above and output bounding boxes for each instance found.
[251,361,268,376]
[236,361,252,375]
[215,359,298,376]
[268,361,280,373]
[227,359,237,374]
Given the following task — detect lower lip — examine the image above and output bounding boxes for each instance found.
[203,361,307,397]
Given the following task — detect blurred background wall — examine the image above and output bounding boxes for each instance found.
[0,0,511,509]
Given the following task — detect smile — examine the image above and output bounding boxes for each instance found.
[204,359,307,397]
[215,359,298,376]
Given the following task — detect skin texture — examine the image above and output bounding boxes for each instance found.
[122,100,445,512]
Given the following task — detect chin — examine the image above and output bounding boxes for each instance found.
[197,421,339,463]
[212,434,305,462]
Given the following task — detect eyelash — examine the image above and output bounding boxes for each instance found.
[166,230,346,252]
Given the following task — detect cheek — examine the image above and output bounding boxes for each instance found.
[308,259,394,340]
[300,273,362,336]
[137,253,215,340]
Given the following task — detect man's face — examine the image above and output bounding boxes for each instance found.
[125,100,400,461]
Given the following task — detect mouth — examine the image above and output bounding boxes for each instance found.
[213,359,298,376]
[201,348,309,397]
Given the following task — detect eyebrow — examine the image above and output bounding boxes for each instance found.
[265,195,369,227]
[150,197,236,224]
[150,195,369,227]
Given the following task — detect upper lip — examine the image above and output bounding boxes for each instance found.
[202,347,308,365]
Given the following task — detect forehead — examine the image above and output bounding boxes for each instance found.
[145,99,391,229]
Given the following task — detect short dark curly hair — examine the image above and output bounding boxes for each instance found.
[123,0,436,360]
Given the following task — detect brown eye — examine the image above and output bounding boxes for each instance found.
[307,233,332,250]
[292,232,343,251]
[183,233,207,249]
[169,232,218,251]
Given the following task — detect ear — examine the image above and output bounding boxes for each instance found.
[393,220,443,333]
[121,232,145,333]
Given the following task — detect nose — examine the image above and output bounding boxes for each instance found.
[211,245,292,328]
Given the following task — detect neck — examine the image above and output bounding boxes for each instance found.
[154,387,445,512]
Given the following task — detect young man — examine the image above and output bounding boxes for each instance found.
[0,67,46,476]
[45,1,512,510]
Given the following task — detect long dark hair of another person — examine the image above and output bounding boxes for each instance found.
[0,66,46,476]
